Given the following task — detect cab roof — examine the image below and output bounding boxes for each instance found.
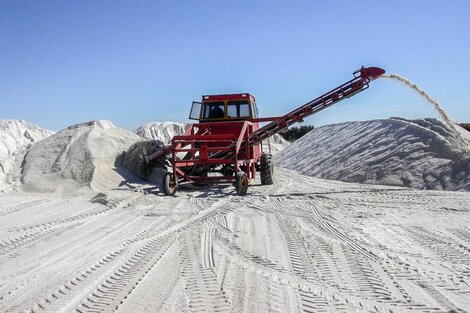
[201,93,255,102]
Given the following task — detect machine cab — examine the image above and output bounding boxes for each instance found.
[189,93,258,122]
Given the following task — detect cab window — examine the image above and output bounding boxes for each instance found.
[202,102,225,119]
[227,101,251,119]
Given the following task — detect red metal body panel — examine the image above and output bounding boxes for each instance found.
[170,120,259,184]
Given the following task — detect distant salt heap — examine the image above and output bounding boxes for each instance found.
[21,120,139,193]
[135,121,186,144]
[0,119,53,190]
[276,118,470,191]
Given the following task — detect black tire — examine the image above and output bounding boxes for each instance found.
[235,171,249,196]
[161,172,177,196]
[260,153,274,185]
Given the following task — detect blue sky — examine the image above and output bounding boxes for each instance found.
[1,1,469,131]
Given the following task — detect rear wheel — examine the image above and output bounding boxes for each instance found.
[260,153,274,185]
[235,171,249,196]
[161,172,177,196]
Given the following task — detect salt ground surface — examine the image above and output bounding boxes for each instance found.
[0,168,469,312]
[0,119,53,191]
[1,117,469,312]
[21,120,139,193]
[276,118,470,191]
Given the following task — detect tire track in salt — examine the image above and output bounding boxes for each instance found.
[304,201,381,262]
[0,199,51,217]
[29,194,241,312]
[303,201,467,311]
[215,234,409,313]
[368,232,470,311]
[27,248,129,313]
[399,225,470,266]
[269,197,446,312]
[201,223,215,268]
[178,230,231,313]
[0,222,84,260]
[27,215,180,313]
[0,193,144,261]
[268,196,379,311]
[75,236,177,313]
[9,193,144,233]
[191,197,237,241]
[448,228,470,244]
[276,218,344,312]
[263,214,290,313]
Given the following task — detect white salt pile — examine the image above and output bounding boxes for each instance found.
[135,121,186,144]
[0,119,53,191]
[21,120,139,193]
[276,118,470,191]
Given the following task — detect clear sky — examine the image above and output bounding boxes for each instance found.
[1,1,469,131]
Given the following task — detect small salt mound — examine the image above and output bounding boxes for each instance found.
[0,119,53,190]
[276,118,470,191]
[135,121,186,144]
[21,120,139,193]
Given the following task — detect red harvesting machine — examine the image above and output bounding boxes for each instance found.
[144,66,385,196]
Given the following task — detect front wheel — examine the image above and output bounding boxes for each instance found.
[235,171,249,196]
[161,172,177,196]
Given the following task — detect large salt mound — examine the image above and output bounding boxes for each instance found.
[21,120,139,193]
[135,121,185,144]
[276,118,470,191]
[0,119,53,190]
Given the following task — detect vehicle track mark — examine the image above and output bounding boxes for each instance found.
[263,217,290,312]
[75,235,177,313]
[178,230,231,313]
[0,222,84,260]
[277,202,446,312]
[0,199,51,217]
[10,193,144,233]
[25,216,180,312]
[304,202,381,262]
[25,197,240,312]
[448,228,470,244]
[391,225,470,276]
[28,247,129,312]
[202,223,215,268]
[215,235,407,313]
[277,219,339,313]
[268,197,286,220]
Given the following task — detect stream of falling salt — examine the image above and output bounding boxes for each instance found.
[381,73,468,145]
